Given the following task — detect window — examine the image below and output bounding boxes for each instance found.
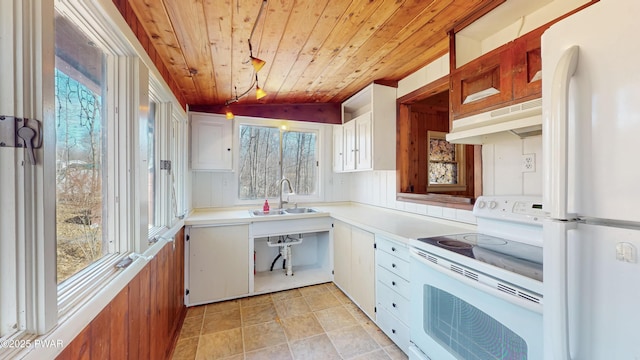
[427,131,466,192]
[396,77,480,208]
[0,0,187,347]
[238,124,318,201]
[54,11,109,284]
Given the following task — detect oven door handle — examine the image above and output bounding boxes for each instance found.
[410,249,543,314]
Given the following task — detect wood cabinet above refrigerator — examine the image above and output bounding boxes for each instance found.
[449,26,544,121]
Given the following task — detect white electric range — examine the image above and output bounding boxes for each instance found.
[408,196,545,360]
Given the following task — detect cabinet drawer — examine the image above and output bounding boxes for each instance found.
[377,282,410,325]
[376,250,409,281]
[376,306,410,354]
[376,266,410,299]
[376,236,409,261]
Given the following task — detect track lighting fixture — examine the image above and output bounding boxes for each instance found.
[223,0,269,120]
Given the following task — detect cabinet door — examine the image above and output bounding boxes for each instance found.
[188,225,249,304]
[350,226,376,319]
[332,220,352,292]
[342,120,356,171]
[191,113,232,170]
[512,26,545,101]
[450,45,513,119]
[332,125,344,172]
[355,113,372,170]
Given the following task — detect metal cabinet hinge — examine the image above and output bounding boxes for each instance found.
[185,289,190,296]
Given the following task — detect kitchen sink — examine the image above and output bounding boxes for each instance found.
[284,207,317,214]
[249,207,319,217]
[250,209,286,216]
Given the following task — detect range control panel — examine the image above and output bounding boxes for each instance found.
[473,196,546,225]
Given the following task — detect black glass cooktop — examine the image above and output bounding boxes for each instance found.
[416,233,543,281]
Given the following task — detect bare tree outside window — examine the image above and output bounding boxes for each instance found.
[238,125,317,200]
[55,12,109,284]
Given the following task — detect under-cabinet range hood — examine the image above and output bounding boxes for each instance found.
[446,98,542,144]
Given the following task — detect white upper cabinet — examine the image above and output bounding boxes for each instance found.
[190,112,233,171]
[335,83,396,172]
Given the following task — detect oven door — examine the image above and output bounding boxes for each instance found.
[409,248,543,360]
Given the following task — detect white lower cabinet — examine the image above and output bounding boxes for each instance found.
[375,235,411,354]
[186,217,333,306]
[186,224,250,305]
[333,220,376,319]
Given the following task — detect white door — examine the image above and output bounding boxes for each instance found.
[342,120,356,171]
[332,125,344,172]
[332,220,352,292]
[188,225,249,304]
[566,223,640,359]
[190,113,232,170]
[542,0,640,222]
[355,113,372,170]
[350,226,375,318]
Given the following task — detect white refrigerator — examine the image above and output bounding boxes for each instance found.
[542,0,640,359]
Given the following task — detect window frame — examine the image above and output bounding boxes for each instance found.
[426,130,467,192]
[54,1,147,315]
[233,116,323,206]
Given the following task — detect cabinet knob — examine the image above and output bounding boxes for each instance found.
[391,247,396,252]
[392,263,396,268]
[227,148,231,151]
[391,281,396,286]
[392,303,397,308]
[392,329,396,334]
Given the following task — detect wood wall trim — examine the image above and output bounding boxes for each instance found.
[396,76,449,104]
[189,103,342,125]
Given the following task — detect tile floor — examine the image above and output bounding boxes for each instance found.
[172,282,408,360]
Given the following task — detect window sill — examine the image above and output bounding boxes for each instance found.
[396,192,474,211]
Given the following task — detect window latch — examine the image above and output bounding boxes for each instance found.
[160,160,171,171]
[0,116,42,165]
[114,253,154,269]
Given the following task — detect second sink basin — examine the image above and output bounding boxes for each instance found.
[284,207,317,214]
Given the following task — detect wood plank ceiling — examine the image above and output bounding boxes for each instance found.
[127,0,495,107]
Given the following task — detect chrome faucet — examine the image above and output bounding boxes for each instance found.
[278,178,294,209]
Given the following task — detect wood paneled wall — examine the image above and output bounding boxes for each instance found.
[56,228,186,360]
[110,0,187,109]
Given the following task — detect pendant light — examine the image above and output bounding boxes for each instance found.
[223,0,269,120]
[255,74,267,100]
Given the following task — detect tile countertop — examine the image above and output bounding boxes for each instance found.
[185,202,476,245]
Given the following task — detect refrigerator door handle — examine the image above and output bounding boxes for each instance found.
[548,46,579,220]
[544,219,577,360]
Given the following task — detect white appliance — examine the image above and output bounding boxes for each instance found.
[542,0,640,359]
[409,196,545,360]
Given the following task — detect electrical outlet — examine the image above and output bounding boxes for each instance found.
[522,154,536,172]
